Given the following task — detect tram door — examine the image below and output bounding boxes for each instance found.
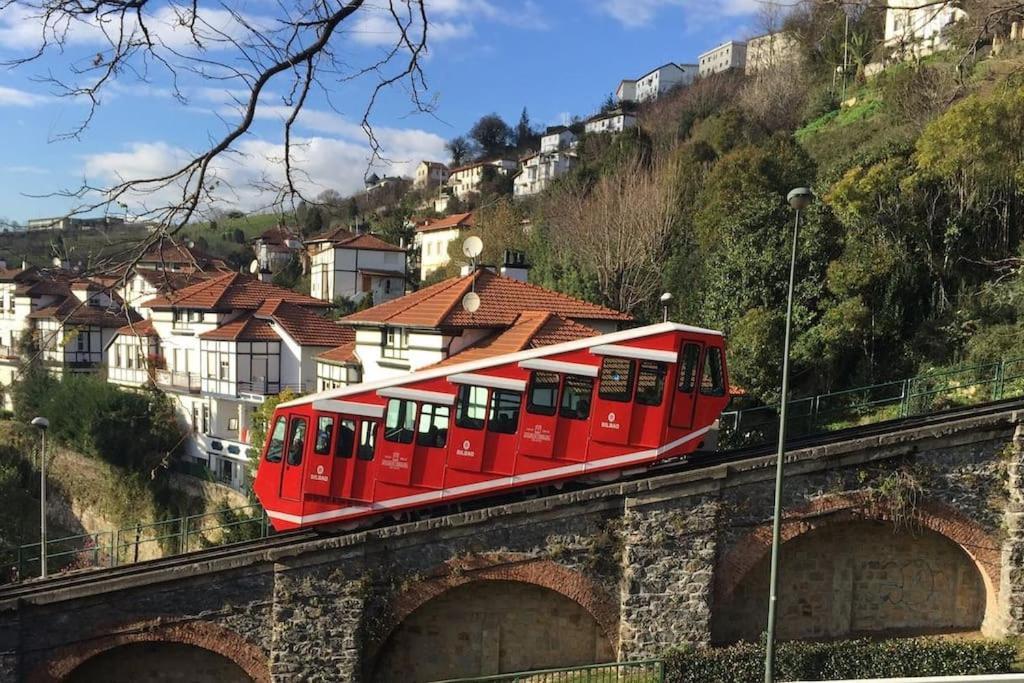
[279,415,309,502]
[378,399,416,487]
[331,418,377,502]
[305,413,336,498]
[411,402,450,489]
[520,372,559,459]
[448,385,488,473]
[670,342,703,429]
[590,357,636,445]
[552,375,594,462]
[521,372,595,462]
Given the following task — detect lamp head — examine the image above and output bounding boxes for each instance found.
[787,187,813,211]
[659,292,673,303]
[31,416,49,430]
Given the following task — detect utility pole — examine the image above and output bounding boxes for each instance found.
[31,416,50,578]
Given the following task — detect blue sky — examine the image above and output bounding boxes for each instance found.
[0,0,762,224]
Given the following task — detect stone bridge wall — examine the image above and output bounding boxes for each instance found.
[1,409,1022,682]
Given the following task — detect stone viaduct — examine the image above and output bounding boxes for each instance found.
[4,407,1024,682]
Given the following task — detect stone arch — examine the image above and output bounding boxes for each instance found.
[367,553,618,681]
[714,493,1001,641]
[28,619,269,683]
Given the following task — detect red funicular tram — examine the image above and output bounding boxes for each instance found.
[253,322,730,530]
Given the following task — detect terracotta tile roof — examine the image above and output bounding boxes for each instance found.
[145,272,330,311]
[199,314,280,342]
[343,269,631,329]
[435,311,599,366]
[137,241,217,268]
[0,266,37,283]
[415,212,475,234]
[257,300,352,347]
[255,225,299,245]
[134,269,215,292]
[306,226,404,252]
[316,327,358,365]
[116,318,159,337]
[30,296,140,328]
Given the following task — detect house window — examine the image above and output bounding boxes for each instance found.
[202,404,210,434]
[228,417,239,431]
[219,357,230,381]
[382,326,409,360]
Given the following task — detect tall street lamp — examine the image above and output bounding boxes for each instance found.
[763,187,813,683]
[31,416,50,579]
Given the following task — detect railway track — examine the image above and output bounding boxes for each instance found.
[3,396,1022,601]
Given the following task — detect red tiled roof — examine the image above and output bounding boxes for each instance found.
[306,226,404,252]
[137,240,217,267]
[116,318,159,337]
[30,296,140,328]
[415,212,475,233]
[316,327,358,365]
[343,269,631,329]
[255,225,299,245]
[258,300,352,347]
[145,272,330,311]
[435,311,599,366]
[199,314,280,342]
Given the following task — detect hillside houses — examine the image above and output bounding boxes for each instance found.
[446,159,520,200]
[414,161,450,189]
[414,212,475,281]
[513,128,578,198]
[698,41,748,76]
[584,110,637,135]
[617,63,697,104]
[305,226,407,305]
[884,0,967,57]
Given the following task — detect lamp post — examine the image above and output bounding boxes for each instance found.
[763,187,813,683]
[660,292,673,323]
[31,416,50,579]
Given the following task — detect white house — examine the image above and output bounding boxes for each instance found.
[306,227,407,305]
[106,273,348,489]
[414,161,450,190]
[320,266,632,387]
[414,212,475,281]
[445,159,519,199]
[513,150,577,198]
[885,0,966,57]
[618,63,697,103]
[584,110,638,135]
[540,127,577,153]
[698,41,748,77]
[745,31,801,74]
[252,225,301,273]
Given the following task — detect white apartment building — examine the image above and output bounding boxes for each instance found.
[445,159,519,199]
[698,41,748,77]
[306,227,407,305]
[745,31,800,74]
[414,161,450,190]
[252,225,301,273]
[540,127,576,153]
[106,273,349,489]
[885,0,966,57]
[513,150,576,198]
[321,267,632,387]
[584,110,638,135]
[617,63,697,104]
[414,212,475,281]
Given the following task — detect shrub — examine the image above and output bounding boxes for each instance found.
[664,638,1016,683]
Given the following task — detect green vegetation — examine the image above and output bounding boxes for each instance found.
[664,637,1017,681]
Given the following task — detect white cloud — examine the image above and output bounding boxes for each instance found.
[346,0,547,47]
[0,85,51,107]
[597,0,759,28]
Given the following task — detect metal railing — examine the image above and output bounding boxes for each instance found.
[0,505,270,583]
[719,356,1024,450]
[430,660,664,683]
[155,369,201,392]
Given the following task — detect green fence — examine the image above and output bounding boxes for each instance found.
[430,660,664,683]
[0,504,269,583]
[718,356,1024,449]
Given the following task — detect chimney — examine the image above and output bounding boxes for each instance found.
[500,250,531,282]
[259,268,273,283]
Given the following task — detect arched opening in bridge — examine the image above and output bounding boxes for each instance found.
[373,580,614,682]
[65,642,254,683]
[713,520,987,644]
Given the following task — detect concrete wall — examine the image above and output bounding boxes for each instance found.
[2,408,1023,682]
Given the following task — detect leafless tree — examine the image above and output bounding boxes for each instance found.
[0,0,433,270]
[542,157,680,315]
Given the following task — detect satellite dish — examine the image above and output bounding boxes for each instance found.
[186,240,195,249]
[462,236,483,259]
[462,291,480,314]
[51,256,61,268]
[249,259,260,274]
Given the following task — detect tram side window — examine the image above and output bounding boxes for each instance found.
[417,403,450,448]
[489,390,522,434]
[456,385,488,430]
[286,417,307,466]
[384,399,416,444]
[357,421,378,460]
[314,416,334,455]
[560,376,594,420]
[265,416,287,463]
[599,358,635,402]
[701,347,726,397]
[527,371,559,416]
[678,343,701,393]
[336,419,356,458]
[636,361,667,406]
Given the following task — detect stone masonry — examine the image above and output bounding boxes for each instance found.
[1,407,1023,682]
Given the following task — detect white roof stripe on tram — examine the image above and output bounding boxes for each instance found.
[310,400,385,418]
[378,387,456,406]
[591,344,678,363]
[280,321,723,409]
[518,358,600,377]
[447,373,527,392]
[264,425,712,526]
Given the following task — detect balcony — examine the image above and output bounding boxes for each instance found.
[156,369,202,393]
[236,379,314,402]
[0,345,17,360]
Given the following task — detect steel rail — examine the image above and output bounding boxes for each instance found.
[3,396,1023,601]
